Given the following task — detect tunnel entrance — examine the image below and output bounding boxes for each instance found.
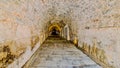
[51,27,60,35]
[48,24,61,36]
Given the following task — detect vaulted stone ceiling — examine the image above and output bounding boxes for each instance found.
[0,0,120,68]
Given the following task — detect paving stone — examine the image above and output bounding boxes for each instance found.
[23,36,102,68]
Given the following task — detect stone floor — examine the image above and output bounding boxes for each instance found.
[23,36,102,68]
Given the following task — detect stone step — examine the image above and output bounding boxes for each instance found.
[23,36,102,68]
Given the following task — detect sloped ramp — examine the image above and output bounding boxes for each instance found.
[23,36,102,68]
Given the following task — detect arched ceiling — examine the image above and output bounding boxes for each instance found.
[44,18,66,32]
[48,23,61,32]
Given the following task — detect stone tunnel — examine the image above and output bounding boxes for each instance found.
[0,0,120,68]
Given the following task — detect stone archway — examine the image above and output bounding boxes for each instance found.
[47,21,71,41]
[50,27,60,36]
[48,23,61,36]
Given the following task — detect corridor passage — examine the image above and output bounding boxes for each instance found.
[23,36,102,68]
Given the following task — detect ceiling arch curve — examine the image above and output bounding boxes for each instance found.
[48,23,61,32]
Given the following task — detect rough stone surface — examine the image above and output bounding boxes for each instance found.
[0,0,120,68]
[23,36,101,68]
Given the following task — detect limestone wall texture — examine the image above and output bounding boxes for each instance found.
[78,28,120,68]
[77,0,120,68]
[0,0,120,68]
[0,0,49,67]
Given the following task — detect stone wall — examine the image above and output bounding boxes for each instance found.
[0,0,49,67]
[78,28,120,68]
[77,0,120,68]
[0,0,120,68]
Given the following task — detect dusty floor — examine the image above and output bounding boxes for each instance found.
[23,36,102,68]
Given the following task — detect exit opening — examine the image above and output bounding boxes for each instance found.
[51,27,60,35]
